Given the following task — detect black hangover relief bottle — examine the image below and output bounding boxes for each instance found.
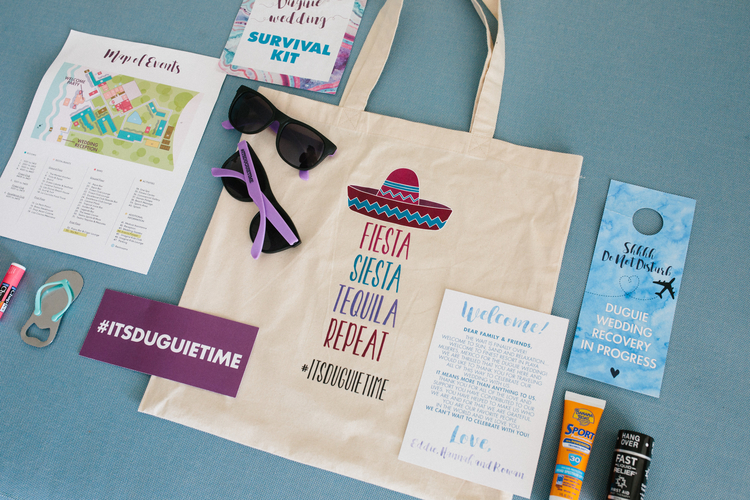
[605,430,654,500]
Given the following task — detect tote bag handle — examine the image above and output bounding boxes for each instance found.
[340,0,506,138]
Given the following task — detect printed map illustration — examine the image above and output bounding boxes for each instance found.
[32,63,198,171]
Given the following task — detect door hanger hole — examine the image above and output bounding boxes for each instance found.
[632,208,663,236]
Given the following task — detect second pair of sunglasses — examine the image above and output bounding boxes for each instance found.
[224,86,337,172]
[212,141,300,258]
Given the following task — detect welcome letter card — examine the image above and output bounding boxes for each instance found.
[399,289,568,497]
[221,0,366,93]
[567,180,695,397]
[80,290,258,397]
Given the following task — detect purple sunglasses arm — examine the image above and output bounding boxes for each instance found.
[211,166,299,251]
[237,142,267,259]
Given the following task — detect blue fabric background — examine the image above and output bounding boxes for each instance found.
[1,1,748,499]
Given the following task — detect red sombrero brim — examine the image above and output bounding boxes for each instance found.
[347,185,452,230]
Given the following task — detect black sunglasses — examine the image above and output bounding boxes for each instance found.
[226,86,337,171]
[212,141,301,256]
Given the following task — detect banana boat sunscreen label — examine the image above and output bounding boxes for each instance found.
[550,391,606,500]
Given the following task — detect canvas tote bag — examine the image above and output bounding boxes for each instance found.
[140,0,583,498]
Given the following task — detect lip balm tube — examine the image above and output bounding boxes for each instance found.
[550,391,606,500]
[605,430,654,500]
[0,263,26,320]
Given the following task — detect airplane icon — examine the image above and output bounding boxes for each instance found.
[654,278,676,299]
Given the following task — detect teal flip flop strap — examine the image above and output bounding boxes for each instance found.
[34,279,74,323]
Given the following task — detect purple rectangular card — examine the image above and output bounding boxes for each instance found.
[80,289,258,397]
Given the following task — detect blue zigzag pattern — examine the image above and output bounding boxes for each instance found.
[348,197,446,229]
[378,188,419,203]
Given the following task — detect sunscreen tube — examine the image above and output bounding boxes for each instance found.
[549,391,606,500]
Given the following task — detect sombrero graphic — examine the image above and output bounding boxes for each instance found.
[347,168,452,230]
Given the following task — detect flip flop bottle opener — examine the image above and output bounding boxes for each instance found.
[21,270,84,348]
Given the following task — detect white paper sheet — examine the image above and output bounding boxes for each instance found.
[399,289,568,498]
[0,31,225,273]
